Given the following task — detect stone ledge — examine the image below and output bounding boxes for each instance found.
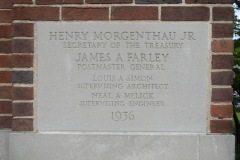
[9,133,235,160]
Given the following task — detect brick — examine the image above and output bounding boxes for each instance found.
[0,25,12,38]
[213,7,233,21]
[63,7,109,21]
[12,103,33,116]
[86,0,132,3]
[13,87,33,100]
[210,120,232,133]
[0,41,12,53]
[0,116,12,128]
[0,55,12,67]
[12,39,34,53]
[161,7,209,21]
[14,0,33,4]
[211,105,232,119]
[212,55,233,69]
[0,86,12,99]
[0,10,12,23]
[186,0,233,3]
[12,118,33,131]
[12,54,33,68]
[14,7,59,21]
[0,101,12,114]
[136,0,181,4]
[111,6,158,20]
[0,71,12,83]
[212,40,233,53]
[13,23,34,37]
[212,88,233,102]
[212,23,233,38]
[36,0,83,4]
[0,0,13,9]
[211,71,233,85]
[13,71,33,84]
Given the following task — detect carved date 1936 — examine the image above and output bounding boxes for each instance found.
[112,111,135,121]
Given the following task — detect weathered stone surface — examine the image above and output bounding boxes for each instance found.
[9,133,235,160]
[37,22,209,132]
[0,130,10,160]
[199,135,235,160]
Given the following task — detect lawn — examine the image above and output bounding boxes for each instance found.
[236,108,240,118]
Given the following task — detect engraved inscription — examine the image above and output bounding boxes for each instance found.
[48,29,196,121]
[37,23,209,132]
[112,111,135,121]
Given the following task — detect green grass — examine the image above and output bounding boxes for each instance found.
[236,109,240,119]
[237,114,240,120]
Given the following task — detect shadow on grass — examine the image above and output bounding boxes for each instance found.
[236,143,240,160]
[234,105,240,160]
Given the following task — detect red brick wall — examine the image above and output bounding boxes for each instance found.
[0,1,13,129]
[0,0,234,133]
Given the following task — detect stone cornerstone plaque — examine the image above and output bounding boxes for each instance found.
[37,22,209,132]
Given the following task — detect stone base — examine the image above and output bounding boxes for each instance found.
[7,132,234,160]
[0,130,10,160]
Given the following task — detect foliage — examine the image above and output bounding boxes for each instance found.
[233,4,240,160]
[236,0,240,8]
[233,2,240,97]
[234,39,240,96]
[235,15,240,38]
